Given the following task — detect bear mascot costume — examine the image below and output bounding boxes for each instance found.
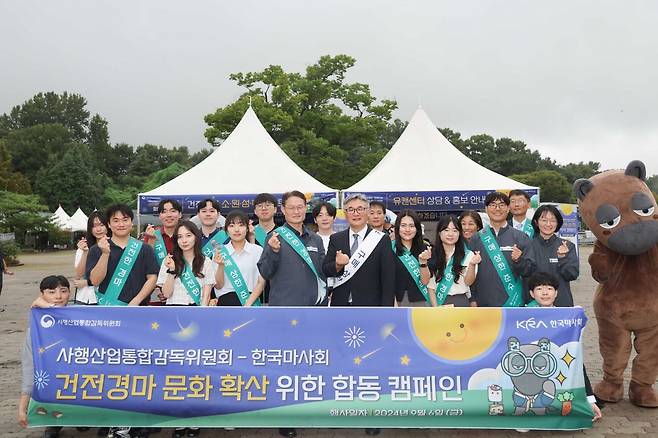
[573,160,658,408]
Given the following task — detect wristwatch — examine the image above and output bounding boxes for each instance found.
[166,269,176,275]
[419,263,428,268]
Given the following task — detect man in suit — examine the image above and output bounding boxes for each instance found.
[323,193,395,307]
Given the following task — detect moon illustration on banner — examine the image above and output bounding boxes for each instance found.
[171,317,199,341]
[410,308,503,362]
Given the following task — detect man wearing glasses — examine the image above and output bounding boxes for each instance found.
[467,191,536,307]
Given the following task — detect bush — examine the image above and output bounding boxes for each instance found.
[0,240,21,265]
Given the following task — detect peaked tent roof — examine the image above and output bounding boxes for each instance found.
[50,205,71,230]
[141,107,336,197]
[346,107,538,193]
[70,208,88,232]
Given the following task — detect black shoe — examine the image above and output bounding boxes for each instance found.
[172,429,187,438]
[98,428,110,437]
[187,428,200,437]
[44,427,61,438]
[279,428,297,438]
[77,427,91,432]
[365,428,381,436]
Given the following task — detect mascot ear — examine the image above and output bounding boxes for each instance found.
[625,160,646,181]
[573,178,594,201]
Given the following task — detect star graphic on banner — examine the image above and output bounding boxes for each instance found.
[38,347,45,354]
[562,350,575,367]
[354,356,362,365]
[556,371,567,385]
[224,329,232,338]
[38,340,63,355]
[291,319,298,326]
[151,322,159,330]
[400,355,411,365]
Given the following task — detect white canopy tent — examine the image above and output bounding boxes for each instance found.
[69,208,88,232]
[345,107,539,212]
[138,106,338,228]
[50,205,72,230]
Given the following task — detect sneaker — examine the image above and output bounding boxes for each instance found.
[109,427,131,438]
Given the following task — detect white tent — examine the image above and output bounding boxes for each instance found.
[345,108,539,211]
[69,208,88,232]
[50,205,71,230]
[138,106,338,217]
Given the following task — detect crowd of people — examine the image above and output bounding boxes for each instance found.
[18,189,601,438]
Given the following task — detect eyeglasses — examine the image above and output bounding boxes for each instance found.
[487,203,508,210]
[256,203,275,209]
[538,218,557,224]
[346,207,367,214]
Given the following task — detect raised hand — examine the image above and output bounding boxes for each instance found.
[164,254,175,270]
[511,244,522,262]
[77,237,88,251]
[98,236,111,255]
[212,249,224,266]
[557,240,570,258]
[248,219,255,235]
[268,232,281,253]
[144,224,156,238]
[470,250,482,265]
[336,250,350,267]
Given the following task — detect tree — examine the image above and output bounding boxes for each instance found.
[105,143,135,180]
[0,191,51,244]
[204,55,398,188]
[0,140,31,193]
[509,170,572,203]
[87,113,113,172]
[34,143,107,212]
[558,161,601,184]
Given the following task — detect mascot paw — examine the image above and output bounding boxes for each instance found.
[629,381,658,408]
[594,379,624,403]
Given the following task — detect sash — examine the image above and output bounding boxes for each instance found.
[397,249,431,304]
[435,249,474,305]
[179,263,202,305]
[479,227,523,307]
[153,230,168,266]
[333,229,386,288]
[218,245,261,307]
[521,219,535,238]
[276,226,326,304]
[254,224,268,247]
[97,238,143,306]
[526,300,540,307]
[201,229,229,259]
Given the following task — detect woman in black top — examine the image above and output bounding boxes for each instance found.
[393,210,432,306]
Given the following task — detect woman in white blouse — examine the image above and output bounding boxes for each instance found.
[428,215,481,307]
[158,220,215,306]
[214,210,265,306]
[73,211,109,304]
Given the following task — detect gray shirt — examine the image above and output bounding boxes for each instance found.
[257,223,325,306]
[468,225,536,307]
[528,234,579,306]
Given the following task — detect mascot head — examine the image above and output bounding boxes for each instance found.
[574,160,658,255]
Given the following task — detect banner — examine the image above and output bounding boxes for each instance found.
[28,307,592,430]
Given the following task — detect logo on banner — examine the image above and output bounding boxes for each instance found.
[40,314,56,328]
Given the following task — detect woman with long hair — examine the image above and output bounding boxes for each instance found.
[158,220,215,307]
[428,215,481,307]
[214,211,265,306]
[73,211,110,304]
[393,210,433,306]
[527,204,578,306]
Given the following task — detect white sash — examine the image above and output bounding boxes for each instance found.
[333,229,386,288]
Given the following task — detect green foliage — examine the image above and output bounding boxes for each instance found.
[559,161,601,184]
[646,174,658,194]
[0,140,31,193]
[0,191,51,244]
[34,143,107,212]
[141,163,189,192]
[509,170,572,203]
[204,55,398,188]
[0,240,20,265]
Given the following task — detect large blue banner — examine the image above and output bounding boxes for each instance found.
[28,307,592,430]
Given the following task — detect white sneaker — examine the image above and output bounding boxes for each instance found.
[108,427,131,438]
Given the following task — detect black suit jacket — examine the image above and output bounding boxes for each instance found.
[323,226,395,307]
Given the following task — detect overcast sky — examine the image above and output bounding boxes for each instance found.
[2,0,657,174]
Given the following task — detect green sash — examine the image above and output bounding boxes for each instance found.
[254,224,268,247]
[526,300,540,307]
[521,219,535,238]
[201,229,229,259]
[397,249,431,304]
[435,249,473,305]
[153,230,168,266]
[479,227,523,307]
[218,245,261,307]
[276,226,326,301]
[179,262,202,305]
[97,237,143,306]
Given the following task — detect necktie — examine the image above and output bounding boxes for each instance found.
[351,234,359,255]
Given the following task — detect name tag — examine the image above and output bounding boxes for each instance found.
[306,246,319,252]
[549,258,559,263]
[500,246,514,251]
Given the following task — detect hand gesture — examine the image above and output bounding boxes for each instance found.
[335,250,350,267]
[248,219,255,235]
[164,254,175,270]
[77,237,88,251]
[511,244,522,262]
[557,240,570,258]
[144,224,156,239]
[98,236,110,255]
[470,250,482,265]
[73,279,88,289]
[268,232,281,253]
[212,249,224,266]
[418,246,432,262]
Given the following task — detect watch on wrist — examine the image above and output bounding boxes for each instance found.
[419,263,428,267]
[166,269,176,275]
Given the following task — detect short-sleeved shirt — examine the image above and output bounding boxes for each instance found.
[157,257,216,305]
[215,241,263,298]
[74,249,97,304]
[85,239,160,305]
[428,250,476,299]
